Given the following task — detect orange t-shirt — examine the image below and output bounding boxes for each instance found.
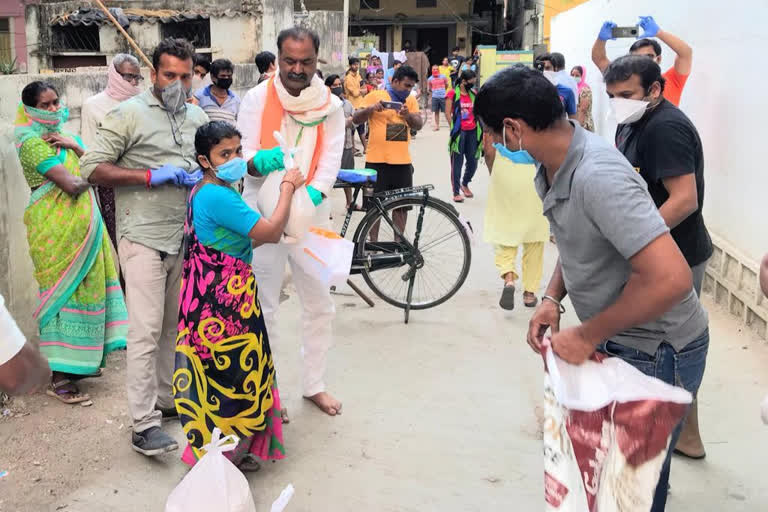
[363,90,420,165]
[662,67,689,107]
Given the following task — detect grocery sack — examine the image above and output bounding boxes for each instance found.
[294,227,354,288]
[256,131,316,241]
[165,429,256,512]
[541,341,692,511]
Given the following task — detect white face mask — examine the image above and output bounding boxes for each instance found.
[608,97,649,124]
[543,70,558,85]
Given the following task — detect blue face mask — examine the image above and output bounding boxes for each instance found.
[213,157,247,183]
[493,127,537,165]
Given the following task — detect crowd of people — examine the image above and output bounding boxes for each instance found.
[0,12,758,510]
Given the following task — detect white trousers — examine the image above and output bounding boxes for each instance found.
[251,200,335,397]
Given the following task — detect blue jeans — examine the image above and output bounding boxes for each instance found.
[597,329,709,512]
[451,130,478,195]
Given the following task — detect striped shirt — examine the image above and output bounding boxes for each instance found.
[194,85,241,125]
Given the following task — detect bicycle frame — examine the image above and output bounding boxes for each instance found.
[337,183,434,275]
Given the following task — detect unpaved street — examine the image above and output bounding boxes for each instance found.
[1,124,767,512]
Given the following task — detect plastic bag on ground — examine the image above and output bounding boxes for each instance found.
[541,340,692,511]
[294,227,354,288]
[165,428,256,512]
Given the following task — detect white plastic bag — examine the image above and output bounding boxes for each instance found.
[294,227,354,288]
[542,341,692,511]
[165,429,256,512]
[256,131,316,241]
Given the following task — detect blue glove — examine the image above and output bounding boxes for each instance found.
[598,21,617,41]
[638,16,660,38]
[149,164,186,187]
[306,185,323,206]
[251,147,285,176]
[179,168,203,188]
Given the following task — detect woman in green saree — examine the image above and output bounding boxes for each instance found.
[15,81,128,405]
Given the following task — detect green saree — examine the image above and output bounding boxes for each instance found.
[16,103,127,375]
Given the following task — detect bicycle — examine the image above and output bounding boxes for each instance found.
[334,170,472,324]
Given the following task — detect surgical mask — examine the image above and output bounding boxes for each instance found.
[330,86,343,97]
[543,70,558,85]
[213,157,247,183]
[493,127,537,165]
[215,77,233,90]
[609,97,649,124]
[159,79,190,112]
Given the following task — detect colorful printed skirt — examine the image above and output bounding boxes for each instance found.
[174,188,284,466]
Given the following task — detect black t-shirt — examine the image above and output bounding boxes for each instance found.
[615,99,712,267]
[449,54,465,81]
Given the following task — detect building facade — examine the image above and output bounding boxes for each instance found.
[0,0,28,73]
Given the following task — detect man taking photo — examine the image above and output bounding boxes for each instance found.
[353,65,423,230]
[593,15,692,106]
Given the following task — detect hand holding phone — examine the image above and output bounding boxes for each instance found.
[381,101,403,111]
[612,25,640,39]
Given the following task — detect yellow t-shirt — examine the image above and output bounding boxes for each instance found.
[438,66,453,89]
[363,90,420,165]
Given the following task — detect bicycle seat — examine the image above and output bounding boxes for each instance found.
[337,168,377,184]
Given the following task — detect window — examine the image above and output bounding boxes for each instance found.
[0,18,11,63]
[360,0,380,9]
[51,24,100,52]
[416,0,437,7]
[161,19,211,49]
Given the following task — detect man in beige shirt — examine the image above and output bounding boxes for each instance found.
[343,57,367,152]
[80,38,208,457]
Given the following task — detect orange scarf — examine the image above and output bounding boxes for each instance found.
[261,78,325,184]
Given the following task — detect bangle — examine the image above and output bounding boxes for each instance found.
[542,295,566,314]
[280,180,296,192]
[145,169,152,189]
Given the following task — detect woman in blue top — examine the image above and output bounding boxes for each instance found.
[174,121,304,471]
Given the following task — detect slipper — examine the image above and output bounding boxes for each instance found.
[500,285,515,310]
[46,380,91,405]
[452,195,464,203]
[673,448,706,460]
[523,292,538,308]
[237,454,261,472]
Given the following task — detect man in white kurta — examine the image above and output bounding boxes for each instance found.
[238,27,345,416]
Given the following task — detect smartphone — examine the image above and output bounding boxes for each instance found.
[381,101,403,111]
[612,25,639,38]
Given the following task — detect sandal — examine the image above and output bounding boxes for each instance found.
[523,292,538,308]
[46,379,92,406]
[500,285,515,310]
[237,453,261,473]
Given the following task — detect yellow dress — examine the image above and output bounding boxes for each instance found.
[483,157,549,246]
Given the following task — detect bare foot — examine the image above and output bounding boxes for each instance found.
[305,391,342,416]
[280,407,290,424]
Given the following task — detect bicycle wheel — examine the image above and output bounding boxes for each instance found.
[352,195,471,310]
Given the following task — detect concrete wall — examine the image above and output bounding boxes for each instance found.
[550,0,768,337]
[261,0,295,55]
[298,10,345,76]
[211,16,261,63]
[0,63,259,333]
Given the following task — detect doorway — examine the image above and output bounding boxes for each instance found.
[416,27,449,66]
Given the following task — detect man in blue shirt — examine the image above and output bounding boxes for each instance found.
[194,59,241,125]
[385,59,402,85]
[539,53,578,119]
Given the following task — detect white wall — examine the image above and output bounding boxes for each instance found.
[211,16,260,63]
[550,0,768,264]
